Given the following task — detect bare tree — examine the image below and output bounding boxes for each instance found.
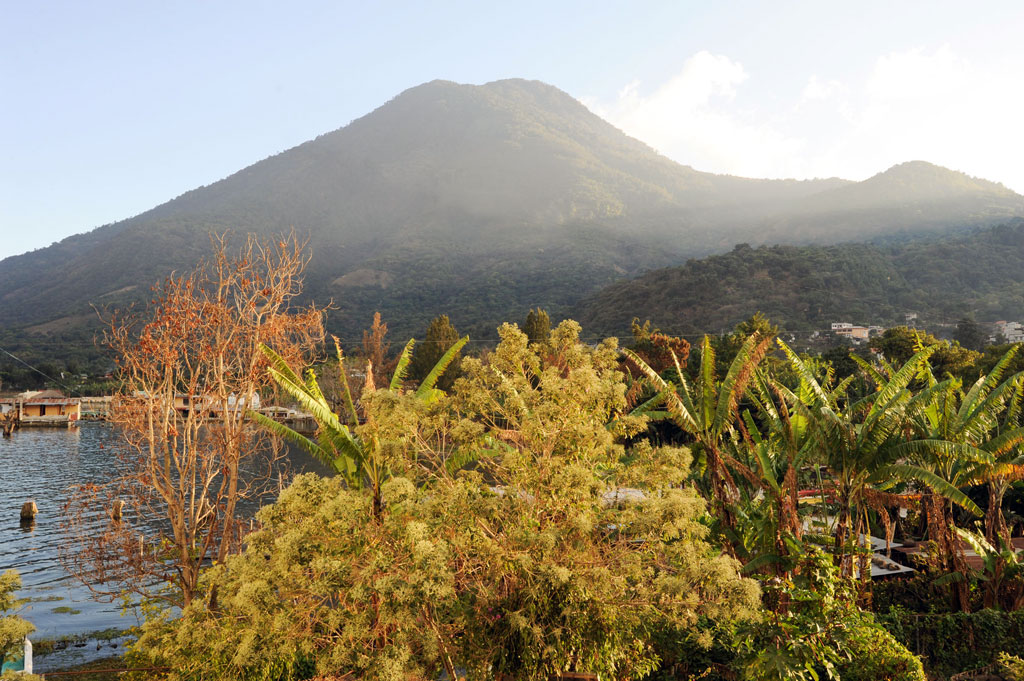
[64,233,324,608]
[361,311,393,386]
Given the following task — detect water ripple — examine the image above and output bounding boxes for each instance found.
[0,422,331,651]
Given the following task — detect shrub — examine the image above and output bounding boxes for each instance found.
[877,609,1024,677]
[836,626,925,681]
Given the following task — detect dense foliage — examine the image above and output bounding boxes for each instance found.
[33,225,1024,678]
[128,310,1024,679]
[739,551,924,681]
[879,609,1024,677]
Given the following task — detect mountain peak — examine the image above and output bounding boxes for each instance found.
[869,160,1015,195]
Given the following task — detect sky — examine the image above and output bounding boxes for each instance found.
[3,0,1024,260]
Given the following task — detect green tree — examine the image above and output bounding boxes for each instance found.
[891,347,1024,609]
[407,315,463,392]
[522,307,551,346]
[873,326,937,366]
[873,326,980,380]
[955,316,985,352]
[1,571,35,676]
[778,344,944,578]
[722,351,851,578]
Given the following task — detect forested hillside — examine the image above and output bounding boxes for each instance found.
[576,219,1024,337]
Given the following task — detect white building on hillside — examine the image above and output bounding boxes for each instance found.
[831,322,870,342]
[993,320,1024,344]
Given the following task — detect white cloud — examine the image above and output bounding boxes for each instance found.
[839,45,1024,186]
[798,76,847,105]
[584,51,807,179]
[585,47,1024,192]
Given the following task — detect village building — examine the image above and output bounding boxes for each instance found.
[132,392,261,417]
[831,322,871,342]
[993,320,1024,344]
[0,390,82,426]
[80,396,113,420]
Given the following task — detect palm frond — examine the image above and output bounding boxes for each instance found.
[248,410,327,462]
[871,345,938,415]
[389,339,416,391]
[259,343,305,387]
[985,427,1024,457]
[888,438,994,468]
[629,386,671,418]
[778,339,830,407]
[333,335,359,428]
[851,353,887,388]
[962,345,1020,414]
[417,335,469,397]
[268,368,343,432]
[883,463,982,516]
[956,527,995,560]
[714,333,770,437]
[699,335,716,430]
[622,348,668,389]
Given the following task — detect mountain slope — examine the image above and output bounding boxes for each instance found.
[2,78,1023,368]
[0,79,839,344]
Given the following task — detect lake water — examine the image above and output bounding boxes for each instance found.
[0,423,331,671]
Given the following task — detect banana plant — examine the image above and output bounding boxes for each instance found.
[957,528,1024,611]
[973,347,1024,545]
[725,349,854,576]
[250,335,468,520]
[889,346,1024,609]
[771,342,949,579]
[623,332,772,550]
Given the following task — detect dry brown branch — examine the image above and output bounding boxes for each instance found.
[62,232,324,608]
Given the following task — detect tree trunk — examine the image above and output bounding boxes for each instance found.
[834,503,853,577]
[940,499,970,612]
[985,482,1011,548]
[707,446,738,558]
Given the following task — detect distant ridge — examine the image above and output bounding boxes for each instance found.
[758,160,1024,243]
[1,78,1023,367]
[575,218,1024,338]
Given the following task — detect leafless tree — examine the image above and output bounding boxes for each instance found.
[63,233,324,608]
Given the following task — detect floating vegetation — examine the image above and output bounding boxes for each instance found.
[32,628,132,657]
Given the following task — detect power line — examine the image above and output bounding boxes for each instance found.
[328,329,865,345]
[0,345,81,396]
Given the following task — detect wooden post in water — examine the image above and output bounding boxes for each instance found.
[20,499,37,523]
[1,411,18,437]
